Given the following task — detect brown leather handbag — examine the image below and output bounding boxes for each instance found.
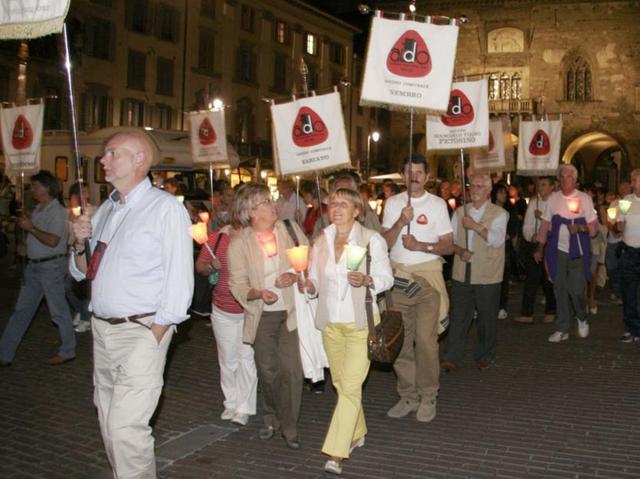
[365,248,404,364]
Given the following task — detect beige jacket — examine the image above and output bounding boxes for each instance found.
[228,220,308,344]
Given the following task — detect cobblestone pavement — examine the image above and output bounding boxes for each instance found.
[1,260,639,479]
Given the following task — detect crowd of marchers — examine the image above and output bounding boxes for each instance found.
[1,136,639,478]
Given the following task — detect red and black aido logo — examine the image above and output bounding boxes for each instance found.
[529,129,551,155]
[198,118,217,146]
[12,114,33,150]
[386,30,432,78]
[441,90,474,127]
[292,107,328,147]
[488,131,495,152]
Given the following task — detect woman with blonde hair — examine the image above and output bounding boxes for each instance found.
[300,188,393,475]
[228,183,308,449]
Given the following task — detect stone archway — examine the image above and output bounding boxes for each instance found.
[561,131,628,192]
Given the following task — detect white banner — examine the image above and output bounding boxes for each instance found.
[0,1,70,39]
[0,103,44,175]
[471,116,514,173]
[189,109,228,165]
[426,79,489,151]
[360,14,459,114]
[517,119,562,176]
[270,92,350,176]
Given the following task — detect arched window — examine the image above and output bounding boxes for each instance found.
[566,56,592,101]
[511,72,522,100]
[489,73,499,100]
[499,72,511,100]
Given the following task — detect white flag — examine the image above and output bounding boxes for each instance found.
[0,103,44,175]
[517,119,562,176]
[0,1,70,39]
[426,79,489,151]
[360,13,459,114]
[471,116,514,173]
[189,109,228,165]
[270,92,350,176]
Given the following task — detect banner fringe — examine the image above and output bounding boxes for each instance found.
[0,17,66,40]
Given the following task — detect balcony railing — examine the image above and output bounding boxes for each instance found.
[489,99,533,113]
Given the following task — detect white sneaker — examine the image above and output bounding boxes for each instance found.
[498,309,508,320]
[548,331,569,343]
[324,459,342,475]
[72,313,81,327]
[349,436,365,454]
[577,319,590,338]
[231,413,249,426]
[220,408,235,421]
[74,321,91,333]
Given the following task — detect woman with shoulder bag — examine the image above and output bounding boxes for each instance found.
[300,188,393,475]
[227,183,309,449]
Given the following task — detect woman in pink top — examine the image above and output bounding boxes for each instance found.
[196,225,257,426]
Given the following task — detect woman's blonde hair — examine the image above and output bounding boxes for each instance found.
[329,188,364,216]
[232,183,271,227]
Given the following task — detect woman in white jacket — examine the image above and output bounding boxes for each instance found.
[300,188,393,475]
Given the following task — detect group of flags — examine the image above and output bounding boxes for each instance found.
[0,4,562,179]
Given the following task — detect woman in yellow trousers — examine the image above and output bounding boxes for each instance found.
[301,188,393,475]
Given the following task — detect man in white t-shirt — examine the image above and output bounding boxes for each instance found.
[535,164,599,342]
[613,169,640,343]
[381,156,453,423]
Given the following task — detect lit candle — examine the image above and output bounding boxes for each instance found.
[198,211,210,223]
[176,195,185,204]
[448,198,457,210]
[566,198,580,214]
[71,206,81,217]
[368,199,377,212]
[618,200,632,215]
[256,230,277,257]
[509,197,516,206]
[376,199,383,216]
[286,245,309,272]
[607,207,617,222]
[524,197,530,205]
[190,222,208,245]
[345,245,367,272]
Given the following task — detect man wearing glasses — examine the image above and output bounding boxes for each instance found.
[441,173,508,372]
[70,131,194,479]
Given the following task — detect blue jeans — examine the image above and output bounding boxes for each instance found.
[0,258,76,362]
[620,244,640,337]
[605,242,622,298]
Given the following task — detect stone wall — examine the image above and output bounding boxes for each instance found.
[384,0,640,182]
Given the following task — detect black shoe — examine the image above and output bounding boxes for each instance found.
[283,435,300,449]
[258,426,277,440]
[311,380,325,395]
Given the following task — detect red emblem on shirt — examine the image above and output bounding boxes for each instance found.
[417,214,428,225]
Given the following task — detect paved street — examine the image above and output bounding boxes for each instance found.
[1,257,639,479]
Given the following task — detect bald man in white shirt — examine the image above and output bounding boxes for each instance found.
[71,131,194,479]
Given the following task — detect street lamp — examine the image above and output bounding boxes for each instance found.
[366,130,380,180]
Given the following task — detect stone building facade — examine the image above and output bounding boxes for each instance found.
[386,0,640,189]
[0,0,381,175]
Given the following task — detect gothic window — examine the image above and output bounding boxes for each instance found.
[499,73,511,100]
[511,72,522,100]
[489,73,499,100]
[566,56,592,101]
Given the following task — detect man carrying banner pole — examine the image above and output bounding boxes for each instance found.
[382,155,452,422]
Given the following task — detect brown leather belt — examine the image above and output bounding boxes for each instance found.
[28,254,67,264]
[94,312,156,328]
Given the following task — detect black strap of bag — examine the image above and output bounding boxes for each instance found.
[211,230,225,255]
[283,219,300,246]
